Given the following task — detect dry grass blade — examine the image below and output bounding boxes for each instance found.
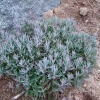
[11,91,25,100]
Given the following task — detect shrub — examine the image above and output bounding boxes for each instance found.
[0,17,97,100]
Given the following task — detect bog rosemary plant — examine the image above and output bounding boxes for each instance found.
[0,17,97,100]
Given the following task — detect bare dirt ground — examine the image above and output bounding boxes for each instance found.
[45,0,100,41]
[0,0,100,100]
[0,75,32,100]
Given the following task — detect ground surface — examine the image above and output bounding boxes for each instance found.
[0,0,60,32]
[0,0,100,100]
[45,0,100,41]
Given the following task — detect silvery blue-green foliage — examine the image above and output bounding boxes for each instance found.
[0,17,97,99]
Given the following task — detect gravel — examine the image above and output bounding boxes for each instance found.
[0,0,60,32]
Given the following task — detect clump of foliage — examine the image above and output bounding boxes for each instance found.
[0,17,97,100]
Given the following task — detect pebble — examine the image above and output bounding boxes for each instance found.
[80,7,88,16]
[95,0,100,3]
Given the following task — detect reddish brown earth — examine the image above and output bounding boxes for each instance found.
[0,75,32,100]
[0,0,100,100]
[45,0,100,41]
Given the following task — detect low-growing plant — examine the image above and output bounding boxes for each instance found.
[0,17,97,100]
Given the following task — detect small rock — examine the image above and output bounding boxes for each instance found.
[80,7,88,16]
[83,83,87,87]
[53,7,64,16]
[82,2,86,5]
[95,40,99,46]
[95,0,100,3]
[45,10,53,18]
[62,97,67,100]
[80,2,86,5]
[85,20,88,23]
[74,94,83,100]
